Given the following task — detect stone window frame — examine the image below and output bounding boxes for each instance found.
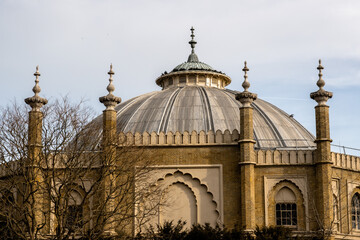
[49,180,93,234]
[65,188,85,229]
[265,178,307,230]
[346,180,360,234]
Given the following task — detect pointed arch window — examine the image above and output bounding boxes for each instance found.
[275,187,297,226]
[352,193,360,230]
[65,190,83,228]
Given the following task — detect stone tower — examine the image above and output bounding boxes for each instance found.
[25,66,48,236]
[310,60,334,236]
[99,64,121,235]
[236,62,257,230]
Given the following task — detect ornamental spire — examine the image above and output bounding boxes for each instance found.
[25,66,48,111]
[107,64,115,95]
[99,64,121,110]
[189,27,197,54]
[235,61,257,107]
[187,27,199,62]
[242,61,250,91]
[310,59,333,106]
[33,66,41,96]
[316,59,325,90]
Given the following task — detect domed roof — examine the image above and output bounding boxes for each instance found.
[109,86,315,149]
[94,28,315,150]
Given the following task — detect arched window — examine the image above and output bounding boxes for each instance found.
[275,187,297,226]
[352,193,360,230]
[65,190,83,228]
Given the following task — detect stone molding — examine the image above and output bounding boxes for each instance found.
[134,165,223,231]
[255,150,314,165]
[264,175,309,231]
[116,130,315,150]
[332,152,360,171]
[117,129,240,146]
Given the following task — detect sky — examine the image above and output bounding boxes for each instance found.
[0,0,359,155]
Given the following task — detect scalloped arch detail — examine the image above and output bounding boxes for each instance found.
[155,170,220,226]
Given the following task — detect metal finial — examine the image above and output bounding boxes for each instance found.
[106,64,115,94]
[33,65,41,96]
[189,27,197,53]
[242,61,250,91]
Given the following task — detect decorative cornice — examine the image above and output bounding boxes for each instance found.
[310,90,333,106]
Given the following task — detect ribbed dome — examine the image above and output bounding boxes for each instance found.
[172,61,219,73]
[94,28,315,149]
[104,86,315,149]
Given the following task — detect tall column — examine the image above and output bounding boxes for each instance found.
[235,62,257,230]
[99,64,121,235]
[310,60,333,234]
[25,66,48,235]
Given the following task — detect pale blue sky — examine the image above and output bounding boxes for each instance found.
[0,0,359,154]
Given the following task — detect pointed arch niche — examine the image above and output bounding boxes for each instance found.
[135,165,223,232]
[264,176,308,231]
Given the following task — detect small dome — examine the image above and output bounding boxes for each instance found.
[156,29,228,89]
[170,28,222,74]
[172,61,219,73]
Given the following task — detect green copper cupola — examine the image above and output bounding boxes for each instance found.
[156,27,231,90]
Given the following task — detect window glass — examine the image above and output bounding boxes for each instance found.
[276,203,297,226]
[66,190,83,229]
[352,193,360,230]
[275,187,297,226]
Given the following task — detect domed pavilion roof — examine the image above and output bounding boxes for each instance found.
[94,28,315,150]
[108,86,315,149]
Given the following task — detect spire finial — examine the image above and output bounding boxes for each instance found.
[316,59,325,90]
[33,65,41,96]
[25,65,48,111]
[242,61,250,91]
[235,61,257,107]
[189,26,197,54]
[310,59,333,106]
[107,63,115,95]
[99,64,121,110]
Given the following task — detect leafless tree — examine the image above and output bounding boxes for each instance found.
[0,98,160,240]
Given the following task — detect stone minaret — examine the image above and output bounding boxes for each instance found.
[310,60,333,234]
[25,66,48,234]
[99,64,121,235]
[235,62,257,230]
